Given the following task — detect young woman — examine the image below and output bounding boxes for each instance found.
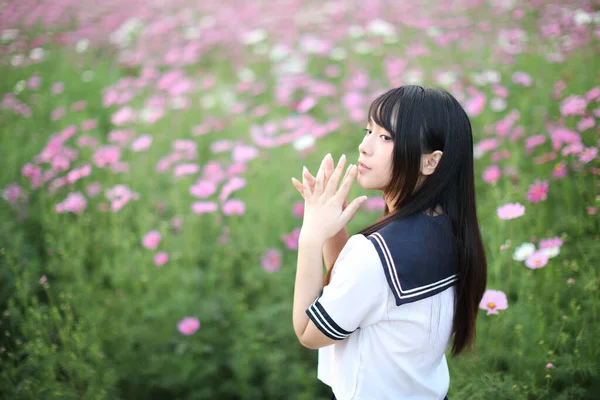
[291,85,488,400]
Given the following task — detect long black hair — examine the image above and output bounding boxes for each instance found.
[325,85,487,357]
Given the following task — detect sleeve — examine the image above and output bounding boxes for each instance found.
[305,235,387,341]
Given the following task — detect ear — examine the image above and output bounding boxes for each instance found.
[421,151,443,176]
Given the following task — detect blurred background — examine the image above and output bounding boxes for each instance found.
[0,0,599,399]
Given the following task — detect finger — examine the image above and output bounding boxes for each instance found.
[324,154,346,196]
[339,196,368,225]
[334,164,357,204]
[291,178,305,198]
[302,166,313,197]
[324,153,334,183]
[315,162,325,195]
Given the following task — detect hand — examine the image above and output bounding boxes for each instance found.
[291,154,349,212]
[297,154,367,244]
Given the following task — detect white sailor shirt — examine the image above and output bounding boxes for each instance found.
[305,212,458,400]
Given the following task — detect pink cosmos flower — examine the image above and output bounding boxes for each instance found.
[559,95,587,116]
[464,88,486,117]
[131,134,153,152]
[111,106,135,125]
[222,199,245,216]
[512,72,532,87]
[497,203,525,220]
[142,230,161,249]
[55,192,87,214]
[2,183,27,206]
[296,96,316,113]
[261,249,282,273]
[218,177,247,202]
[51,106,66,121]
[579,147,597,163]
[174,163,199,177]
[546,363,553,369]
[154,252,169,267]
[479,290,508,315]
[538,237,563,249]
[51,82,64,94]
[86,182,102,197]
[92,146,121,167]
[526,180,549,203]
[482,165,501,184]
[552,162,567,179]
[292,201,304,218]
[81,119,98,131]
[282,228,301,250]
[177,317,200,335]
[525,251,548,269]
[39,275,47,284]
[191,201,218,214]
[364,196,386,212]
[577,117,595,131]
[190,180,217,198]
[232,143,259,163]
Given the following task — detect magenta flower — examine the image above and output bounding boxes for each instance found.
[525,251,548,269]
[539,237,563,249]
[177,317,200,335]
[560,95,587,116]
[192,201,218,214]
[111,106,135,125]
[364,196,386,212]
[92,146,121,168]
[261,249,282,273]
[526,179,549,203]
[218,176,247,202]
[55,192,87,214]
[292,201,304,218]
[142,230,161,249]
[131,134,153,152]
[497,203,525,220]
[552,162,567,179]
[154,252,169,267]
[190,180,217,198]
[222,199,245,216]
[479,290,508,315]
[482,165,501,184]
[282,228,301,250]
[174,163,199,177]
[579,147,597,164]
[2,183,27,206]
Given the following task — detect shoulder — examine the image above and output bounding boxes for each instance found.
[366,214,458,306]
[332,234,386,284]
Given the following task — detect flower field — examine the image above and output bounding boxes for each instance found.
[0,0,599,399]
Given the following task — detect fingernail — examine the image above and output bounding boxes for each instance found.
[303,166,307,174]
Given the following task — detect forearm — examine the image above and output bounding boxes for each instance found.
[293,233,326,340]
[322,227,349,271]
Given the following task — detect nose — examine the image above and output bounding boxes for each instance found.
[358,135,370,157]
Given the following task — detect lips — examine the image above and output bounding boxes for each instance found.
[358,161,371,170]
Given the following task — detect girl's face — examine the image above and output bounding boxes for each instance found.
[357,119,395,191]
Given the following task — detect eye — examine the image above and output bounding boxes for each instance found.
[380,135,392,141]
[363,128,372,135]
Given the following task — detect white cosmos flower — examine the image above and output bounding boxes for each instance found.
[293,134,315,152]
[513,242,536,261]
[366,19,396,37]
[490,97,507,112]
[540,246,560,259]
[574,9,592,26]
[241,29,267,45]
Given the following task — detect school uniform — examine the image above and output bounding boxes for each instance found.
[306,212,457,400]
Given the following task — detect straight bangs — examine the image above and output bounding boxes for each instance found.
[367,89,402,140]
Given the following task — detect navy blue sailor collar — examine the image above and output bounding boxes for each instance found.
[366,213,458,306]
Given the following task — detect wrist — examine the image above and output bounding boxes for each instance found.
[299,230,326,248]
